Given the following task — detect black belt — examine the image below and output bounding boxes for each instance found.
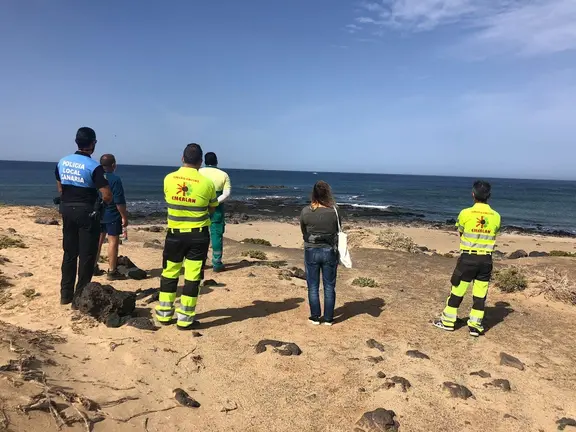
[61,202,95,207]
[462,250,492,256]
[168,227,208,234]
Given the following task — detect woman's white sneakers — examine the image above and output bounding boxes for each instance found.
[308,317,333,326]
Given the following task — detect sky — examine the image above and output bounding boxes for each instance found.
[1,0,575,179]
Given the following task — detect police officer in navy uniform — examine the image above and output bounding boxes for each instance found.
[55,127,113,305]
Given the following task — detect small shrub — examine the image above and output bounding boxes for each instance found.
[0,236,26,250]
[352,277,379,288]
[536,268,576,305]
[98,255,108,264]
[549,250,576,257]
[443,253,454,258]
[242,250,268,260]
[242,238,272,246]
[256,260,287,268]
[494,267,528,293]
[375,229,418,253]
[23,288,39,299]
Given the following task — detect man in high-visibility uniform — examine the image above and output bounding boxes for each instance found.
[155,143,218,330]
[434,180,501,337]
[199,152,231,272]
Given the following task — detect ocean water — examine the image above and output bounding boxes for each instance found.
[1,160,575,233]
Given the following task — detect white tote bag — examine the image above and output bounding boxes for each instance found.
[334,207,352,268]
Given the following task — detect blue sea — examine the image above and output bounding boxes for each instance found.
[1,160,575,233]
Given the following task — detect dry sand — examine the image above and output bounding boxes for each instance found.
[1,206,575,432]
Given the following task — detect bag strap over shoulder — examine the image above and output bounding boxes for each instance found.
[334,206,342,233]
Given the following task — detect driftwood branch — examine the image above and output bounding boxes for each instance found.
[99,396,139,408]
[175,347,197,366]
[101,405,181,423]
[49,378,135,391]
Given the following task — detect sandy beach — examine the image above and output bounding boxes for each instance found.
[1,205,576,432]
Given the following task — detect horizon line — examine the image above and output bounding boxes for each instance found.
[0,159,574,182]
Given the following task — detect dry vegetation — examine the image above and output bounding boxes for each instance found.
[375,229,419,253]
[241,238,272,246]
[351,277,379,288]
[0,235,26,250]
[535,267,576,305]
[241,250,268,260]
[493,267,528,293]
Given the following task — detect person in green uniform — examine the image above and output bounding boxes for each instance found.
[199,152,231,272]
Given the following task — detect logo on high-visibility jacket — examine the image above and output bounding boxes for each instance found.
[476,217,488,228]
[177,182,192,197]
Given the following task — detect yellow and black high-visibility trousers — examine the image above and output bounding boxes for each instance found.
[155,228,210,329]
[441,252,493,331]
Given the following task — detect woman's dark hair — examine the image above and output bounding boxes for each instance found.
[311,180,335,208]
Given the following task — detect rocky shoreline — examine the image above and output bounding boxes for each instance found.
[126,199,576,239]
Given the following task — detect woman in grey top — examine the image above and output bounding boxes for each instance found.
[300,181,341,326]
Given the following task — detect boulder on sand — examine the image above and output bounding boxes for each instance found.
[508,250,528,259]
[117,255,147,280]
[72,282,136,328]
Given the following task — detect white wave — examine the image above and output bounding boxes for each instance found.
[337,202,392,210]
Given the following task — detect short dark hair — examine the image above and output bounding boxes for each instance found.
[75,127,96,149]
[100,154,116,168]
[205,152,218,166]
[183,143,203,165]
[473,180,492,202]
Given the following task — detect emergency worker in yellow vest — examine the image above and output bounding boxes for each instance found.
[199,152,231,272]
[155,144,218,330]
[434,180,501,337]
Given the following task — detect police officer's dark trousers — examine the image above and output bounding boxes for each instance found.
[60,204,101,301]
[156,228,210,329]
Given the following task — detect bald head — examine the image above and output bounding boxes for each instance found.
[100,154,116,172]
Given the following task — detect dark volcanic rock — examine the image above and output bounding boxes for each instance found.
[492,250,506,260]
[366,339,386,352]
[173,388,200,408]
[135,287,157,300]
[470,370,492,378]
[528,251,549,257]
[377,371,387,379]
[34,218,59,226]
[389,376,411,392]
[354,408,399,432]
[290,267,306,280]
[125,317,158,331]
[557,417,576,430]
[499,352,525,371]
[503,414,518,420]
[508,250,528,259]
[72,282,136,327]
[6,228,16,234]
[406,350,430,360]
[117,256,148,280]
[143,241,163,249]
[443,382,474,400]
[18,272,33,278]
[148,226,164,233]
[255,339,302,356]
[366,356,384,364]
[484,379,511,392]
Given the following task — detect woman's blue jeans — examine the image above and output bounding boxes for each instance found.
[304,247,338,322]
